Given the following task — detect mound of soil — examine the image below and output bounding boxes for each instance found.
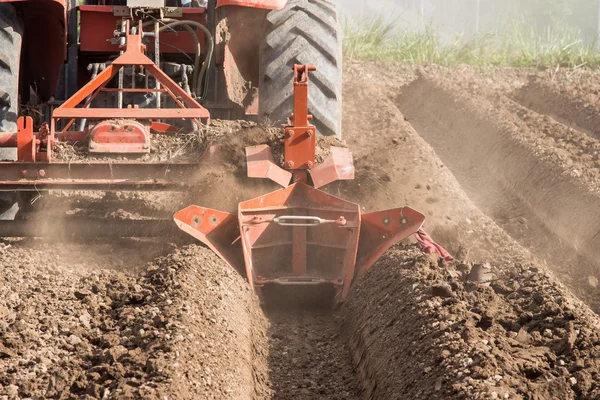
[0,241,268,400]
[513,78,600,141]
[343,245,600,399]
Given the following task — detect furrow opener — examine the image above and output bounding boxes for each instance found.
[174,65,426,303]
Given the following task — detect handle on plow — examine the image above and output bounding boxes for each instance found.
[272,215,347,227]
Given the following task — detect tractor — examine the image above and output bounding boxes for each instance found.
[0,0,445,302]
[0,0,342,218]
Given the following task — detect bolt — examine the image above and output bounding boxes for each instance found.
[285,161,294,168]
[285,129,294,138]
[38,169,46,177]
[307,131,313,137]
[21,170,27,177]
[307,161,313,168]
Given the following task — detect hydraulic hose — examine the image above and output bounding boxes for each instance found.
[142,19,214,99]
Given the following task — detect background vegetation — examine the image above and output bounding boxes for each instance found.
[342,0,600,68]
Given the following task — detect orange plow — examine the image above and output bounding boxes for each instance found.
[174,65,426,303]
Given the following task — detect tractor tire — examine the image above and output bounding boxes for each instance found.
[0,3,22,220]
[259,0,342,138]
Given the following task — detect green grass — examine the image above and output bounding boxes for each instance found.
[342,17,600,68]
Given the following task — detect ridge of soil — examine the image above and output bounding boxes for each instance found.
[343,246,600,399]
[0,242,268,399]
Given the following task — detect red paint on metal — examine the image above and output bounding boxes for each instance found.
[355,207,426,279]
[150,122,181,133]
[54,108,206,119]
[57,131,88,142]
[311,147,355,188]
[89,119,150,154]
[216,0,287,10]
[79,6,205,54]
[173,205,245,273]
[0,161,198,182]
[16,116,35,162]
[0,181,183,191]
[50,21,210,158]
[282,65,317,171]
[0,117,36,162]
[292,215,307,275]
[245,144,292,187]
[238,182,360,300]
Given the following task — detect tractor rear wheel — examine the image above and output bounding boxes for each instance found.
[259,0,343,138]
[0,3,23,220]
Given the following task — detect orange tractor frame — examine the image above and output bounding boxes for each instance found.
[175,65,427,302]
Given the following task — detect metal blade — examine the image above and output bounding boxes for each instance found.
[355,207,425,277]
[246,145,292,187]
[311,147,355,189]
[173,205,245,273]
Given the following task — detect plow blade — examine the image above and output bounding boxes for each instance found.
[173,206,245,273]
[246,145,292,187]
[355,207,426,277]
[311,147,355,189]
[238,182,360,300]
[174,193,426,302]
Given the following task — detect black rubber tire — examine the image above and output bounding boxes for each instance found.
[259,0,342,138]
[0,3,22,220]
[0,3,21,133]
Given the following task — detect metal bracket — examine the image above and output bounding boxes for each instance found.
[246,144,292,187]
[311,147,355,188]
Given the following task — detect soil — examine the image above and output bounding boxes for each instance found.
[0,241,268,400]
[3,61,600,399]
[265,309,359,400]
[344,245,600,399]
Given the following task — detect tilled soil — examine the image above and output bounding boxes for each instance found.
[335,62,600,399]
[392,66,600,312]
[344,246,600,399]
[4,61,600,400]
[0,241,269,399]
[266,310,359,400]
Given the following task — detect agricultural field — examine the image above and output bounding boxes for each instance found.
[4,13,600,400]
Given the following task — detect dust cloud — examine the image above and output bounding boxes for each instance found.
[341,0,600,41]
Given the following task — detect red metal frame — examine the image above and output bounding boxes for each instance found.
[79,6,206,54]
[238,183,360,301]
[283,65,317,181]
[174,64,427,303]
[0,21,212,190]
[49,20,210,160]
[0,162,197,190]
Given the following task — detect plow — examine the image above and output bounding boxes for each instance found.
[0,0,441,303]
